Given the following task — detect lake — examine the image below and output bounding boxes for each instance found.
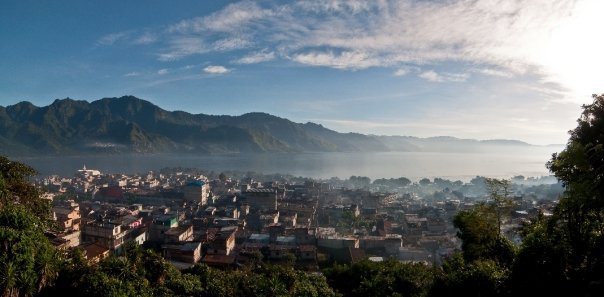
[13,146,562,181]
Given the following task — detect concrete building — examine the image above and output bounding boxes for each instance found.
[149,214,178,242]
[206,228,237,255]
[82,221,125,251]
[163,242,202,265]
[165,225,194,243]
[398,247,433,264]
[242,188,278,210]
[360,235,403,255]
[317,236,359,249]
[298,245,317,261]
[53,201,81,232]
[183,180,210,206]
[52,201,82,247]
[81,242,110,264]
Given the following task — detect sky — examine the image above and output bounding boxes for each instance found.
[1,0,603,145]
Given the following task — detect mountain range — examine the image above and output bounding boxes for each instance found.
[0,96,553,156]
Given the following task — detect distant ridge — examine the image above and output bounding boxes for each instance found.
[0,96,550,156]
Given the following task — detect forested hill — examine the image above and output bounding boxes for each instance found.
[0,96,538,155]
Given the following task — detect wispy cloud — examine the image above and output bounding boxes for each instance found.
[133,32,157,45]
[203,65,230,74]
[234,50,275,64]
[168,1,273,34]
[419,70,469,83]
[158,37,207,61]
[157,69,169,75]
[97,31,130,46]
[471,67,514,78]
[393,69,410,77]
[212,37,252,51]
[291,51,379,70]
[123,72,140,77]
[99,0,604,101]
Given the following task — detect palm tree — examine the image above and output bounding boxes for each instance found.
[0,261,18,297]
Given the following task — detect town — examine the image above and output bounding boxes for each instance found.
[42,165,563,270]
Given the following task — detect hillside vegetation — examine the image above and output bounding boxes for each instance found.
[0,96,535,155]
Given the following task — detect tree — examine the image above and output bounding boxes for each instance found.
[0,157,61,297]
[396,177,412,187]
[372,177,411,188]
[470,176,486,187]
[510,214,569,297]
[338,210,361,229]
[349,176,371,188]
[324,259,435,297]
[218,172,227,182]
[0,156,52,224]
[484,178,514,236]
[433,178,453,189]
[0,176,7,201]
[453,203,515,267]
[510,93,604,296]
[0,205,60,297]
[432,254,509,297]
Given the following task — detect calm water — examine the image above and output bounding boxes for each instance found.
[13,147,562,181]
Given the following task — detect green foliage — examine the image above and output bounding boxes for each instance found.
[373,177,411,188]
[484,178,514,236]
[49,246,173,297]
[0,156,52,223]
[510,215,570,296]
[453,204,516,266]
[48,246,337,297]
[432,254,509,297]
[509,93,604,296]
[0,205,60,297]
[180,263,336,297]
[324,259,435,297]
[0,157,60,297]
[549,94,604,193]
[0,96,393,155]
[348,176,371,188]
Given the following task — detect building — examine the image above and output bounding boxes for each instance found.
[206,227,237,255]
[127,228,148,246]
[359,235,403,255]
[242,188,278,210]
[76,165,101,180]
[149,214,179,241]
[183,180,210,205]
[81,242,110,264]
[52,201,82,247]
[165,225,194,243]
[82,221,125,251]
[398,247,433,264]
[317,236,359,249]
[202,254,236,268]
[53,201,81,232]
[162,242,202,266]
[298,245,317,261]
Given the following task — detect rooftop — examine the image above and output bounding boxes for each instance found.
[186,180,206,187]
[243,188,276,193]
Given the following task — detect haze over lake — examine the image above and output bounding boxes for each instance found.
[15,146,561,181]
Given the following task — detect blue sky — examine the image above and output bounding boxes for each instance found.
[2,0,603,145]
